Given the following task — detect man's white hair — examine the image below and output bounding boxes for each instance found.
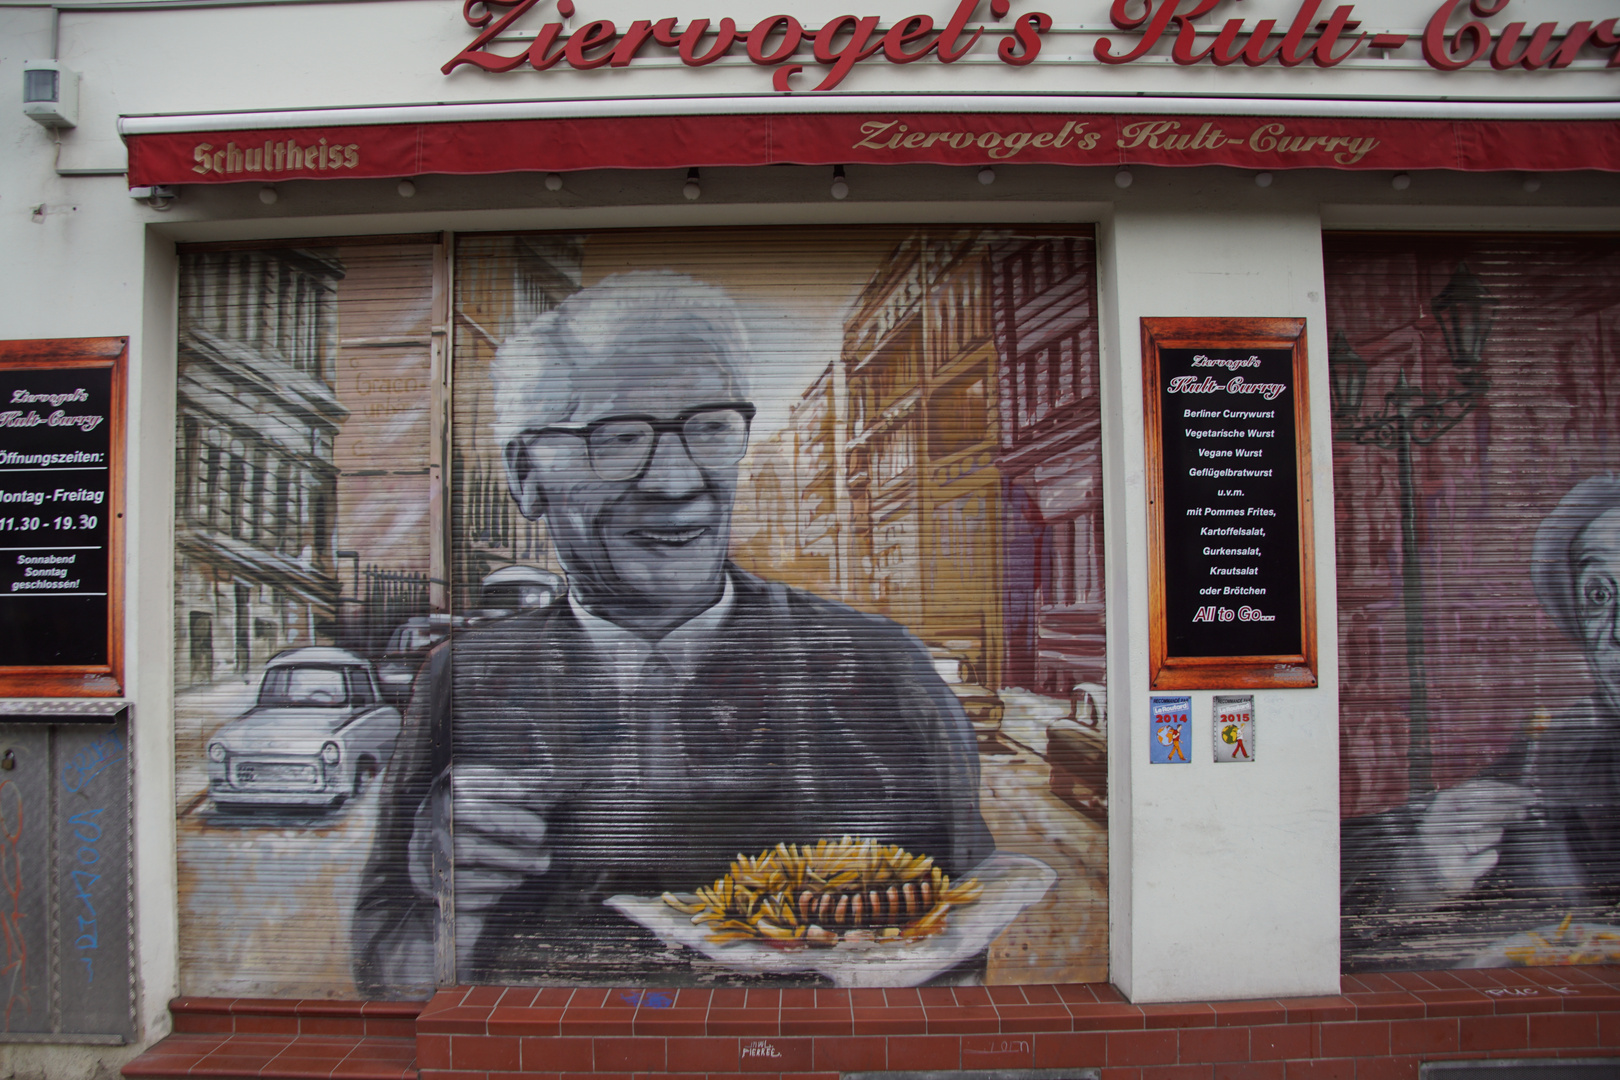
[491,270,751,446]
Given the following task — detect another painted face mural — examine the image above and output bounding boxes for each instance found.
[175,228,1108,997]
[1572,505,1620,714]
[1333,236,1620,971]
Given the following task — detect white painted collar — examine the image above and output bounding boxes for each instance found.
[567,572,736,694]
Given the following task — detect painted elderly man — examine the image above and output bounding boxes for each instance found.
[1342,474,1620,966]
[354,272,993,992]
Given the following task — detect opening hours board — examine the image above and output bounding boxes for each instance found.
[0,338,125,698]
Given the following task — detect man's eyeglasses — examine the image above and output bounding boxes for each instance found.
[522,402,756,482]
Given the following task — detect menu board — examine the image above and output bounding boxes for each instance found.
[0,339,124,697]
[1142,318,1316,690]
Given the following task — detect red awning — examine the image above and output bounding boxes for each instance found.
[123,110,1620,186]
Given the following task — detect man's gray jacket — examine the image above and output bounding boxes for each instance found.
[353,566,995,992]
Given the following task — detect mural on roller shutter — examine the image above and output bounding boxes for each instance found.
[1332,234,1620,971]
[175,227,1108,997]
[172,239,440,997]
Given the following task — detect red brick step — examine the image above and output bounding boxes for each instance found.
[122,998,421,1080]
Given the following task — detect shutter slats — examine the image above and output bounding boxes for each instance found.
[175,226,1109,996]
[1331,233,1620,972]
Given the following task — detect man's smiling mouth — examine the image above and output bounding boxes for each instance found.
[626,526,709,546]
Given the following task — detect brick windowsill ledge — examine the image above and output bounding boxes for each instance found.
[416,966,1620,1079]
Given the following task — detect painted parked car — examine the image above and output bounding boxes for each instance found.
[478,565,565,613]
[376,615,451,706]
[206,647,403,810]
[376,567,566,704]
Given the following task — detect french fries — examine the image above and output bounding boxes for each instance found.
[662,836,982,947]
[1501,914,1620,966]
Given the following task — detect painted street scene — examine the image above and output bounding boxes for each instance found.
[174,228,1109,996]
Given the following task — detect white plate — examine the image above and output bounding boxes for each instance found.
[606,851,1056,987]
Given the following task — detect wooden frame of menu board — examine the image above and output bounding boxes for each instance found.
[1142,317,1316,690]
[0,338,126,697]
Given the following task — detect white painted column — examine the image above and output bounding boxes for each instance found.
[1101,179,1341,1002]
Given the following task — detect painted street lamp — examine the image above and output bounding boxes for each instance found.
[1330,263,1496,798]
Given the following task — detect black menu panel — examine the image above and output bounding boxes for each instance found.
[0,367,113,667]
[1158,347,1301,659]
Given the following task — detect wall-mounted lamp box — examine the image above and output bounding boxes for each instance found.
[22,60,79,128]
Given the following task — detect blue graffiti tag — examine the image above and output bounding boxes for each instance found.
[60,730,123,795]
[616,990,673,1009]
[67,809,102,983]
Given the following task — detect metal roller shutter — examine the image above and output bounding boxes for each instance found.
[175,225,1109,995]
[1330,233,1620,971]
[174,237,442,997]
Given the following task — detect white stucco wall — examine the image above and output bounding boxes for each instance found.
[2,0,1620,1068]
[1102,190,1341,1002]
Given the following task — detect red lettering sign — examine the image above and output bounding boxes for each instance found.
[441,0,1619,90]
[443,0,1053,90]
[122,112,1620,187]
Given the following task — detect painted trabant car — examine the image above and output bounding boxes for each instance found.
[206,647,403,810]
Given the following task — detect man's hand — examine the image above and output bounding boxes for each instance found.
[1396,779,1531,907]
[407,763,554,911]
[453,763,555,910]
